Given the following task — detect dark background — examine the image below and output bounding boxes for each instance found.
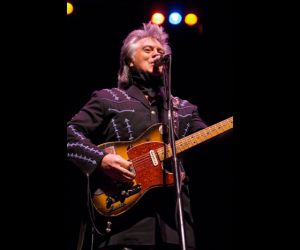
[66,0,236,249]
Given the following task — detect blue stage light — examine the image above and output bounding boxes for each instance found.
[168,12,182,25]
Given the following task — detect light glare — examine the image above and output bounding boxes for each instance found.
[67,2,74,15]
[151,13,165,25]
[168,12,182,25]
[185,13,198,26]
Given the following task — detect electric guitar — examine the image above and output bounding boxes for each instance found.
[92,116,233,217]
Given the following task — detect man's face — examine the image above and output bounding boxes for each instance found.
[130,37,165,75]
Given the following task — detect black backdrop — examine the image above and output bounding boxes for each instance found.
[66,0,236,249]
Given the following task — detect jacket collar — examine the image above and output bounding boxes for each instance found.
[126,85,150,108]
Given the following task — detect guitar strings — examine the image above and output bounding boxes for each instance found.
[130,147,163,164]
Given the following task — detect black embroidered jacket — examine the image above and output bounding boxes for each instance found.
[66,84,208,247]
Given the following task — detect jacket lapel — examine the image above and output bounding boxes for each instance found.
[126,85,150,109]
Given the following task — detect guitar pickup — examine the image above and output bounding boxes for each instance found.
[149,150,158,166]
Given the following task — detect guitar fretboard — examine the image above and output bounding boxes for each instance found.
[156,116,233,161]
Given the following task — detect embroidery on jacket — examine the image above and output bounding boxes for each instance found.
[124,118,134,140]
[108,108,135,113]
[114,88,132,100]
[68,125,85,140]
[104,89,120,101]
[177,99,194,109]
[111,118,121,141]
[67,142,104,156]
[180,99,188,107]
[182,122,190,137]
[178,114,192,118]
[67,153,97,166]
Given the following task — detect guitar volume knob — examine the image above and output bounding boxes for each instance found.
[106,197,115,208]
[121,190,129,196]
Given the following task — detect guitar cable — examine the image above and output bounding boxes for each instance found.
[86,173,111,238]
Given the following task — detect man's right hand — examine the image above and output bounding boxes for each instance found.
[100,154,135,182]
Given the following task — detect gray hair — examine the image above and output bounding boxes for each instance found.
[117,22,171,89]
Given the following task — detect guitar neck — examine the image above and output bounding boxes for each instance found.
[156,116,233,161]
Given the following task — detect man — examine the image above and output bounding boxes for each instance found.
[67,22,208,250]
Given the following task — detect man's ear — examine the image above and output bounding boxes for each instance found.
[125,57,134,67]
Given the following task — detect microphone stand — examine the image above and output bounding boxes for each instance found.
[162,55,187,250]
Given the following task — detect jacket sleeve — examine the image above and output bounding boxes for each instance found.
[189,106,208,133]
[66,91,108,174]
[190,105,232,143]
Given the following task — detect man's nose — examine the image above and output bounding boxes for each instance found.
[153,55,160,61]
[152,51,161,60]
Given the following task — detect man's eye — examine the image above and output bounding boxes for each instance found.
[158,49,165,55]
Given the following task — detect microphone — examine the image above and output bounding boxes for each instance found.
[153,54,170,67]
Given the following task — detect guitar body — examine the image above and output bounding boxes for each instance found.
[92,123,174,217]
[92,116,233,218]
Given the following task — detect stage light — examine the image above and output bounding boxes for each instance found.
[168,12,182,25]
[67,2,74,15]
[151,13,165,25]
[184,13,198,26]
